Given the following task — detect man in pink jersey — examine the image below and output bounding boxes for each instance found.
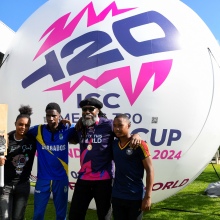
[68,98,141,220]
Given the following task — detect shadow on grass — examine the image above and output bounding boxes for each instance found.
[143,164,220,219]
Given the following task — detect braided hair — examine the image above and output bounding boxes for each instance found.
[98,110,107,119]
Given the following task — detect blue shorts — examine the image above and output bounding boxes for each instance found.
[33,178,68,220]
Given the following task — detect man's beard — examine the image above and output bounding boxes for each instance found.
[82,115,98,127]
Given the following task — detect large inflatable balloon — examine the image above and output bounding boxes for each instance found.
[1,0,220,204]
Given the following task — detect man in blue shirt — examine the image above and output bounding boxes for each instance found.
[28,103,74,220]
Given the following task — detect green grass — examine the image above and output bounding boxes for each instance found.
[25,163,220,219]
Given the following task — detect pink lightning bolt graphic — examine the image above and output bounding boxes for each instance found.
[34,2,136,60]
[44,60,173,105]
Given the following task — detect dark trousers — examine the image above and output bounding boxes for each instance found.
[0,181,30,220]
[112,197,143,220]
[68,179,112,220]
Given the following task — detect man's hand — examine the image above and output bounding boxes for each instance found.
[130,134,141,148]
[0,156,6,166]
[60,119,72,127]
[141,197,151,211]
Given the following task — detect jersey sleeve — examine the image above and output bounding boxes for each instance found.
[27,125,39,137]
[138,140,151,160]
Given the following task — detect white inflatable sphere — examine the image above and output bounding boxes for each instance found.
[1,0,220,204]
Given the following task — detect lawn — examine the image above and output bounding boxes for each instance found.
[25,163,220,220]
